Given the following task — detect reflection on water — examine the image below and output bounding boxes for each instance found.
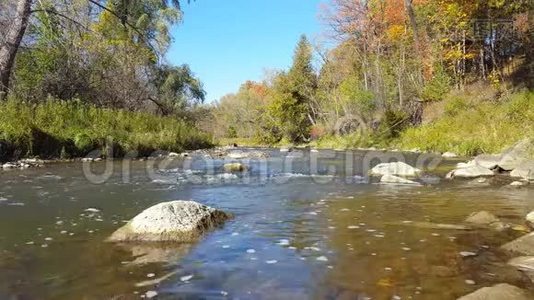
[0,150,533,299]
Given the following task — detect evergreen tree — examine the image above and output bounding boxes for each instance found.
[268,35,317,143]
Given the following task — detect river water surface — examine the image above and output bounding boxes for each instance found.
[1,149,533,299]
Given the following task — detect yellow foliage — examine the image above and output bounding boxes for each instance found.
[386,25,406,42]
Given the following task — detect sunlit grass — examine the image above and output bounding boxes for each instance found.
[0,97,213,159]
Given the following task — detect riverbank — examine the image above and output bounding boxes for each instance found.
[220,90,534,158]
[0,99,213,162]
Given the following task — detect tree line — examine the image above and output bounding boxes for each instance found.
[209,0,533,145]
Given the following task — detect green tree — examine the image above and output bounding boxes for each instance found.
[267,35,317,143]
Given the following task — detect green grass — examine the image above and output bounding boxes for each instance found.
[308,90,534,156]
[395,91,534,156]
[0,98,213,160]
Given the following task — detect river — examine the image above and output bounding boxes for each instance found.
[0,148,533,299]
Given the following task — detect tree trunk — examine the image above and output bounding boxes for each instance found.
[404,0,425,86]
[0,0,32,99]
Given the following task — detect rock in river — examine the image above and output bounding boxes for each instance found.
[107,201,231,242]
[501,232,534,256]
[457,283,532,300]
[447,165,494,178]
[498,139,534,171]
[465,211,500,225]
[510,160,534,181]
[370,162,421,177]
[223,163,247,172]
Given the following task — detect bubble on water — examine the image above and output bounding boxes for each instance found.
[419,239,427,243]
[180,275,193,282]
[316,256,328,262]
[371,253,377,256]
[277,239,290,246]
[465,279,476,285]
[431,233,440,237]
[221,291,228,296]
[374,234,385,238]
[460,251,477,258]
[145,290,158,298]
[402,247,411,251]
[222,245,230,249]
[231,232,239,236]
[308,211,318,216]
[384,267,392,271]
[41,244,48,248]
[25,241,34,245]
[328,226,336,230]
[392,296,401,300]
[288,246,297,250]
[340,208,350,212]
[359,223,366,226]
[69,232,75,236]
[84,208,101,213]
[366,229,376,233]
[44,237,53,241]
[88,230,94,234]
[56,220,63,225]
[347,225,360,229]
[246,249,256,254]
[265,260,278,264]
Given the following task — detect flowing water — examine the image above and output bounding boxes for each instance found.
[0,149,533,299]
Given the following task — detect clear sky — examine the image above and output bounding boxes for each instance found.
[166,0,324,102]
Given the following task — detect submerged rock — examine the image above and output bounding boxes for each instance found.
[370,161,421,177]
[465,211,500,225]
[107,201,231,242]
[510,181,528,187]
[380,174,421,185]
[389,221,470,230]
[501,233,534,256]
[457,283,532,300]
[223,163,247,172]
[447,165,494,178]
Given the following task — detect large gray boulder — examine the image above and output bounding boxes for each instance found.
[457,283,532,300]
[108,201,231,242]
[447,165,494,178]
[498,139,534,171]
[473,154,501,170]
[510,160,534,181]
[501,233,534,256]
[370,161,421,177]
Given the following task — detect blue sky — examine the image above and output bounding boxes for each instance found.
[167,0,324,102]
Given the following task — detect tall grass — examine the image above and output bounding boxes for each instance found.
[396,91,534,156]
[0,98,213,160]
